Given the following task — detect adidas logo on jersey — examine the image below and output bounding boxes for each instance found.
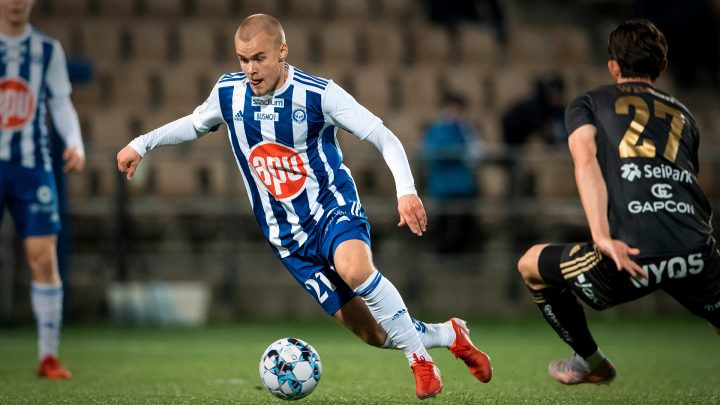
[620,163,641,182]
[234,110,243,121]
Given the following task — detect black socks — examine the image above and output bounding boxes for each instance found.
[529,286,598,358]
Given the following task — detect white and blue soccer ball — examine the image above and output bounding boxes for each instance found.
[259,337,322,400]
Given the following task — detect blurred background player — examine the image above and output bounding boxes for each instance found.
[0,0,85,379]
[501,72,567,200]
[517,18,720,385]
[421,91,484,254]
[117,14,491,400]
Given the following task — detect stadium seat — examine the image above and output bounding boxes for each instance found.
[242,0,279,16]
[383,111,428,146]
[34,19,72,50]
[490,65,543,114]
[352,67,395,117]
[407,24,451,66]
[108,65,161,111]
[334,0,370,21]
[282,22,316,67]
[378,0,416,21]
[43,0,88,17]
[318,23,360,68]
[186,0,231,18]
[87,109,138,148]
[505,26,553,69]
[397,66,440,117]
[549,25,591,67]
[361,22,405,67]
[529,147,576,198]
[441,66,489,114]
[144,0,185,17]
[179,21,227,65]
[287,0,326,22]
[130,22,171,63]
[81,19,123,67]
[457,24,499,68]
[161,65,210,112]
[95,0,138,17]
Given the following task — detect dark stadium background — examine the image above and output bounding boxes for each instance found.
[0,0,718,328]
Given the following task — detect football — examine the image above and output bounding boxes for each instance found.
[259,337,322,400]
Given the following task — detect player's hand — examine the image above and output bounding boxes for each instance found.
[117,145,142,180]
[595,237,646,279]
[63,147,85,173]
[397,194,427,236]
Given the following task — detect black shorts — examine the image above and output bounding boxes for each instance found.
[538,239,720,327]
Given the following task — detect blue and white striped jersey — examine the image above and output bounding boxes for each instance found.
[0,26,72,171]
[193,65,382,257]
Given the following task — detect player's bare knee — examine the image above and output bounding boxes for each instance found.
[518,245,548,290]
[340,265,375,291]
[26,248,53,274]
[517,246,539,279]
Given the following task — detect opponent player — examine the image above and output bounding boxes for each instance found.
[518,18,720,385]
[0,0,84,379]
[117,14,491,399]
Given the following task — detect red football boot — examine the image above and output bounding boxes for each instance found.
[410,354,443,399]
[448,318,493,383]
[38,355,72,379]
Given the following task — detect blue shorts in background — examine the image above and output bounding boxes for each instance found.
[0,162,60,237]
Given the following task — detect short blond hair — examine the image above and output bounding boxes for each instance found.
[236,14,286,47]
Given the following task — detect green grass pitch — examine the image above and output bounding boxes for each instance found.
[1,317,718,404]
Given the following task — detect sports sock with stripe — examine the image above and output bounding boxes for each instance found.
[31,282,64,360]
[410,319,455,348]
[355,270,432,364]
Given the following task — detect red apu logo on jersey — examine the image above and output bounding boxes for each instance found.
[0,78,35,130]
[249,142,308,200]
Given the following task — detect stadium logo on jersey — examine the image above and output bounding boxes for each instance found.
[292,108,307,124]
[620,163,642,182]
[650,183,673,199]
[0,78,35,130]
[251,97,284,108]
[249,141,307,200]
[234,110,243,121]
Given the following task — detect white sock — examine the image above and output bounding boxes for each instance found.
[354,270,431,364]
[31,282,64,360]
[412,319,456,348]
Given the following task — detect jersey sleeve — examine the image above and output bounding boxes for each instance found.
[44,40,72,99]
[322,81,382,139]
[565,93,595,135]
[191,81,225,134]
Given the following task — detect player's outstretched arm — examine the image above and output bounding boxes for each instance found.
[117,146,142,180]
[569,124,646,279]
[116,115,207,180]
[397,194,427,236]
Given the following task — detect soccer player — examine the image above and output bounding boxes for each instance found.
[518,18,720,385]
[0,0,84,379]
[117,14,491,399]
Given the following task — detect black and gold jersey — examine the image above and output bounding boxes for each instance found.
[565,82,713,257]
